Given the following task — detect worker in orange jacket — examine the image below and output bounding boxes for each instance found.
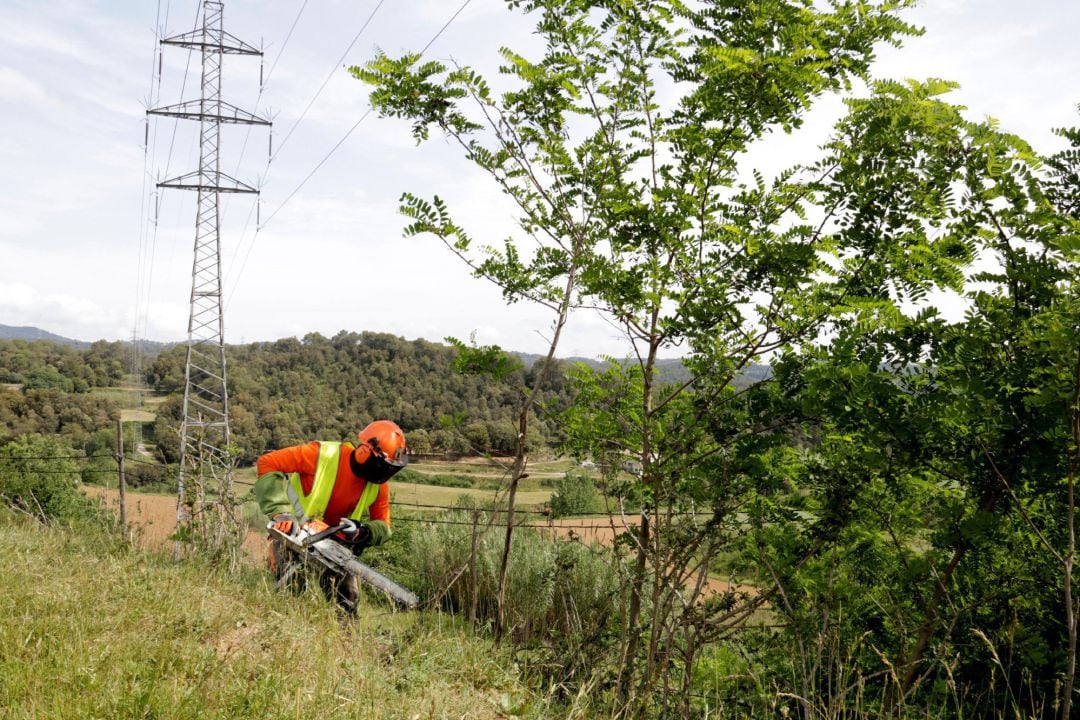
[255,419,408,605]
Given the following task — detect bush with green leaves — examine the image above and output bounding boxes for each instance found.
[394,467,474,488]
[0,434,98,523]
[399,511,627,683]
[549,471,601,518]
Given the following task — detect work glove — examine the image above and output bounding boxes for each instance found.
[270,512,298,537]
[335,520,373,549]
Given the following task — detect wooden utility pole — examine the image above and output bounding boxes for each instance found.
[469,508,480,625]
[116,418,128,536]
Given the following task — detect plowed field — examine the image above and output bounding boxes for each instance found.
[83,485,269,562]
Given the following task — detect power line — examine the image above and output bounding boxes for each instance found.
[390,515,626,531]
[0,454,164,467]
[221,0,310,241]
[4,453,697,525]
[392,500,547,514]
[268,0,386,165]
[137,2,203,351]
[255,107,372,230]
[131,0,171,452]
[226,0,474,307]
[266,0,309,83]
[267,0,472,212]
[420,0,473,55]
[0,468,119,476]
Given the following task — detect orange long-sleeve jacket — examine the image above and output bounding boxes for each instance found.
[255,441,391,529]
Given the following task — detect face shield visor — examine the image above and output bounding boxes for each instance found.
[362,443,408,484]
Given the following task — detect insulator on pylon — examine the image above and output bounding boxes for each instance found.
[268,128,272,162]
[158,48,163,80]
[143,119,149,149]
[256,196,261,227]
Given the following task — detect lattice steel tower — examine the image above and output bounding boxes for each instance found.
[150,0,269,554]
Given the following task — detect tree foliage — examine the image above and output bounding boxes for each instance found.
[147,331,575,464]
[0,434,98,523]
[357,0,1079,717]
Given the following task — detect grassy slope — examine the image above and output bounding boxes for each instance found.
[0,516,535,720]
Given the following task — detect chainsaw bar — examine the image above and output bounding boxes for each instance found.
[269,524,420,610]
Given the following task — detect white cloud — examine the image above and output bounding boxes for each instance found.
[2,0,1078,359]
[0,281,115,340]
[0,207,39,236]
[0,66,52,106]
[4,22,82,59]
[127,299,188,343]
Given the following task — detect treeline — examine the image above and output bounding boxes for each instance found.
[0,333,610,467]
[0,331,585,470]
[0,340,129,392]
[148,331,575,464]
[0,386,118,451]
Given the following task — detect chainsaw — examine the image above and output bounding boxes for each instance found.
[267,517,420,611]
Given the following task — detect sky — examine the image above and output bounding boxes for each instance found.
[1,0,1078,359]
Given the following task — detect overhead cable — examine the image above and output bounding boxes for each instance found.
[264,0,473,222]
[266,0,309,83]
[222,0,312,263]
[226,0,474,308]
[268,0,386,165]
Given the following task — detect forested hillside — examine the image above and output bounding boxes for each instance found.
[0,333,587,464]
[0,331,711,466]
[0,340,128,456]
[0,339,128,391]
[146,331,583,463]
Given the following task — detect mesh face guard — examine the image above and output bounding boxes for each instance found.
[364,449,407,484]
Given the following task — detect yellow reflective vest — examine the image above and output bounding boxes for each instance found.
[286,441,380,523]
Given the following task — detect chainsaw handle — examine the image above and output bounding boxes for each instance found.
[302,518,356,547]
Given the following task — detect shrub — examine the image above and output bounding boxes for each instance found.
[0,434,98,523]
[23,366,75,393]
[398,511,627,686]
[124,460,174,491]
[549,471,601,517]
[394,467,474,488]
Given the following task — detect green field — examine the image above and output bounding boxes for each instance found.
[390,481,550,511]
[0,514,537,719]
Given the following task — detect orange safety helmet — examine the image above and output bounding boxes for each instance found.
[354,419,408,483]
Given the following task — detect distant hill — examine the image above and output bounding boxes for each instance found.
[0,325,768,388]
[515,352,771,388]
[0,324,89,348]
[516,352,691,383]
[0,325,171,353]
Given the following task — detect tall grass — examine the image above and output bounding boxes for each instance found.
[382,509,628,704]
[0,512,540,719]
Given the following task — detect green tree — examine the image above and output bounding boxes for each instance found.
[462,420,491,453]
[747,102,1080,716]
[549,471,601,518]
[23,366,74,393]
[0,434,96,522]
[357,0,926,712]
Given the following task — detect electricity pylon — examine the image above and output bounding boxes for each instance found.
[149,0,269,558]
